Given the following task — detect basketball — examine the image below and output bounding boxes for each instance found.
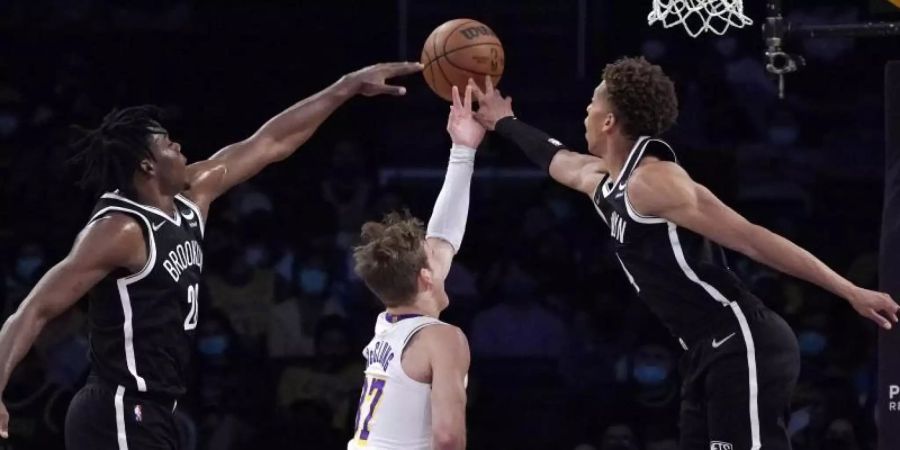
[420,19,505,102]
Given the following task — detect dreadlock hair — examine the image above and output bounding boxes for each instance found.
[69,105,164,196]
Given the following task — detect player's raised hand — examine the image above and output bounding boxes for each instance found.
[343,62,424,97]
[469,75,513,131]
[447,84,485,149]
[847,287,900,330]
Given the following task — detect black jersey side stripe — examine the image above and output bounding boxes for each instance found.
[667,221,763,447]
[114,385,129,449]
[90,206,155,391]
[666,222,731,306]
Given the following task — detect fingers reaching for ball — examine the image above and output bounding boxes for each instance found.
[350,61,423,97]
[451,84,475,116]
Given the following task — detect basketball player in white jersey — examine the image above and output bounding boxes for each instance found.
[469,58,899,450]
[348,85,483,450]
[0,62,421,449]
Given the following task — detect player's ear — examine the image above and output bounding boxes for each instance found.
[139,159,155,176]
[602,112,616,132]
[418,267,434,293]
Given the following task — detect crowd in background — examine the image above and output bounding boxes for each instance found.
[1,1,896,449]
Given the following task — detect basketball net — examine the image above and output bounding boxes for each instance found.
[648,0,753,38]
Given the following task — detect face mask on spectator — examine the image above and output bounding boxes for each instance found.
[633,364,669,386]
[15,256,43,280]
[798,330,828,356]
[299,268,329,296]
[198,335,229,357]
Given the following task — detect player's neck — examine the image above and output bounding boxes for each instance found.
[386,302,438,319]
[604,134,638,181]
[130,180,178,218]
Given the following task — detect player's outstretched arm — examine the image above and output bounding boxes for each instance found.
[469,77,608,196]
[628,161,900,330]
[184,62,423,214]
[0,215,146,438]
[426,85,483,280]
[425,325,470,450]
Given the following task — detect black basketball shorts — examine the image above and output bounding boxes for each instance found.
[678,304,801,450]
[65,380,180,450]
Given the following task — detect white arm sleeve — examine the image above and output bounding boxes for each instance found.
[426,144,476,254]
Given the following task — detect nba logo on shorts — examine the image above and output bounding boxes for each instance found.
[134,404,143,423]
[710,442,733,450]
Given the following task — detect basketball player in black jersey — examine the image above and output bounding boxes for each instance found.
[469,58,900,450]
[0,61,421,449]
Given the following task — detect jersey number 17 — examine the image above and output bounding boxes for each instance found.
[353,376,386,443]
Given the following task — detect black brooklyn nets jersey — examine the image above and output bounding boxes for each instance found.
[592,137,763,343]
[86,191,204,397]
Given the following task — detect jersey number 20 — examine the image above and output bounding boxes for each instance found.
[353,376,386,443]
[184,284,199,330]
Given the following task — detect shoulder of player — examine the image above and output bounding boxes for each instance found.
[184,159,226,207]
[415,324,469,361]
[83,212,144,240]
[74,213,146,266]
[627,160,696,213]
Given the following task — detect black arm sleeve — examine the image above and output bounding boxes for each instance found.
[493,116,566,172]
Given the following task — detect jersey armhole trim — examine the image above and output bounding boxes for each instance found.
[95,206,155,392]
[398,321,445,387]
[622,189,667,224]
[88,207,157,282]
[102,191,181,226]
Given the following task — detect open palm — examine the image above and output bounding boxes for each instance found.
[447,84,485,149]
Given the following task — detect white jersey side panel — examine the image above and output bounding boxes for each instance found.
[348,313,445,450]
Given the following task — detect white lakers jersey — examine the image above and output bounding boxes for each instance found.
[348,313,446,450]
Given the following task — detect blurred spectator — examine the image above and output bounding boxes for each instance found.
[276,315,363,435]
[612,342,680,428]
[823,418,860,450]
[268,253,345,358]
[4,242,48,314]
[470,261,566,358]
[193,310,259,450]
[322,139,373,251]
[204,225,279,350]
[599,423,640,450]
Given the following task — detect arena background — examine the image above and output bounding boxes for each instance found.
[2,0,900,449]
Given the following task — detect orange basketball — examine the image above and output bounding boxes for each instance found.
[421,19,505,102]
